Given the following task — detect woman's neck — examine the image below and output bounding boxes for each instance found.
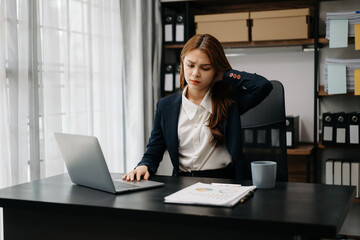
[185,87,208,106]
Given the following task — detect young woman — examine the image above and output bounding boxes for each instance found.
[123,34,272,181]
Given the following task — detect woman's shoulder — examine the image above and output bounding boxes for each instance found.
[157,91,182,108]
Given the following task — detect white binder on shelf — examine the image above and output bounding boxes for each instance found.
[325,159,333,185]
[342,160,351,186]
[351,161,360,198]
[333,160,342,185]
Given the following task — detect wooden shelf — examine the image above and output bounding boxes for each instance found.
[161,0,316,14]
[318,85,356,96]
[166,38,322,49]
[165,37,356,49]
[222,39,317,48]
[287,143,314,156]
[318,142,360,149]
[318,37,355,45]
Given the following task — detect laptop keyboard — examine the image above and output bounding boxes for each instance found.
[113,181,140,190]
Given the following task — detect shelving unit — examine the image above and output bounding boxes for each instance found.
[316,0,360,186]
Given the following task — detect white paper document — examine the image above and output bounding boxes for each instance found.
[329,19,348,48]
[164,182,256,207]
[326,11,360,39]
[327,63,347,94]
[324,58,360,93]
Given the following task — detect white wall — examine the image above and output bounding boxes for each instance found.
[227,47,314,143]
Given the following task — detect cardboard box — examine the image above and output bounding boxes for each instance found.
[195,12,249,42]
[250,8,312,41]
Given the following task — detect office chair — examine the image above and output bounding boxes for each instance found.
[241,80,288,182]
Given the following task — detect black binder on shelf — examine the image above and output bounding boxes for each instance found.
[348,112,360,145]
[286,115,299,148]
[334,112,348,144]
[175,63,181,91]
[163,64,175,93]
[257,128,269,147]
[243,127,277,148]
[243,129,255,147]
[270,128,280,147]
[175,13,185,43]
[322,112,335,145]
[164,14,174,43]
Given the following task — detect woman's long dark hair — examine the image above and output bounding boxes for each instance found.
[179,34,234,146]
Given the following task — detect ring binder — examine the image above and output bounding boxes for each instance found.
[243,129,255,147]
[257,128,269,147]
[342,160,351,186]
[163,64,175,92]
[333,160,342,185]
[334,112,347,144]
[325,159,333,185]
[175,63,181,91]
[164,14,174,43]
[325,158,360,198]
[175,13,185,42]
[286,115,299,148]
[322,112,335,145]
[271,128,280,147]
[348,112,360,144]
[351,161,360,198]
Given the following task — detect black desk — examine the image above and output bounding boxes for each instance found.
[0,174,355,240]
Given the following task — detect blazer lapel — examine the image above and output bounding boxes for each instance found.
[163,93,182,169]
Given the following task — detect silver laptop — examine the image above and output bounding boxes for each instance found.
[54,133,164,194]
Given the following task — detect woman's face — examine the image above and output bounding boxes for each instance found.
[183,49,216,94]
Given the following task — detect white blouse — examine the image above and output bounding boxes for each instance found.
[178,86,232,172]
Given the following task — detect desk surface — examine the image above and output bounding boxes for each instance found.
[0,174,355,239]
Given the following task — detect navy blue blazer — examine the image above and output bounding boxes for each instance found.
[137,69,273,180]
